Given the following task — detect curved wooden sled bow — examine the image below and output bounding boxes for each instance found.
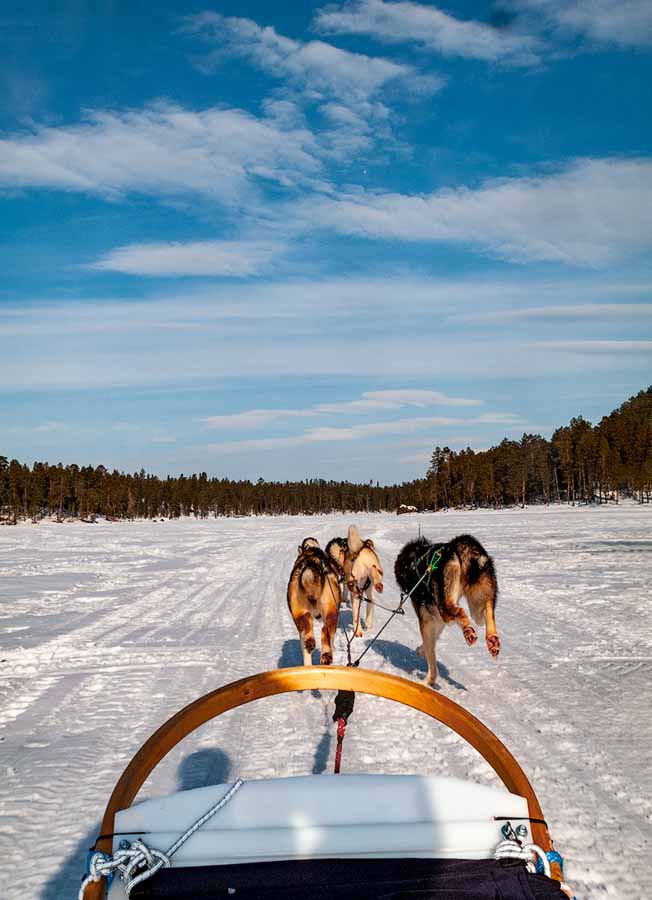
[84,666,563,898]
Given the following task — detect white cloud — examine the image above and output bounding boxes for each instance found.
[201,389,482,431]
[316,389,481,413]
[111,422,142,432]
[3,275,650,390]
[3,277,650,340]
[202,408,318,430]
[5,99,649,277]
[452,303,652,324]
[298,157,652,265]
[184,12,443,118]
[511,0,652,48]
[91,240,287,277]
[33,421,70,433]
[197,412,524,455]
[473,412,525,424]
[315,0,541,64]
[3,334,649,390]
[2,274,649,331]
[306,416,461,440]
[545,340,652,354]
[0,103,320,203]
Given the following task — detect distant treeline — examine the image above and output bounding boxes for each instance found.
[1,387,650,522]
[0,463,424,521]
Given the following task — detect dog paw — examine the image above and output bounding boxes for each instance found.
[320,652,333,665]
[304,637,316,653]
[354,628,364,638]
[462,625,478,646]
[423,674,438,688]
[486,634,501,658]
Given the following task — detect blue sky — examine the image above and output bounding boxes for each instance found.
[1,0,651,483]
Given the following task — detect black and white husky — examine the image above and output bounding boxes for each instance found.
[394,534,500,687]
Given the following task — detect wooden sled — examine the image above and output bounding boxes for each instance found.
[81,667,571,899]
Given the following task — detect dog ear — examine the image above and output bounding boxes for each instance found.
[366,539,375,549]
[297,544,302,555]
[347,524,363,553]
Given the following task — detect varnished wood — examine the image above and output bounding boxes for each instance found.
[85,666,560,897]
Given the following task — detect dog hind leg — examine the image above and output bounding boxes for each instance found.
[319,578,340,665]
[420,613,445,687]
[364,584,374,631]
[443,559,477,646]
[484,599,500,658]
[351,587,363,638]
[296,612,316,665]
[320,610,338,665]
[467,580,500,658]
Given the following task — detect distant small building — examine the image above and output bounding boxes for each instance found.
[397,504,418,515]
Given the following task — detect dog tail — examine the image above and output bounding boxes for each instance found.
[467,553,491,585]
[300,562,323,598]
[347,524,363,554]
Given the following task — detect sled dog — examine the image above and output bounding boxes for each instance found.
[287,538,342,665]
[394,534,499,686]
[326,525,384,638]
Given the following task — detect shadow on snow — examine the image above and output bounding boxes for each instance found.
[41,748,233,900]
[368,639,468,692]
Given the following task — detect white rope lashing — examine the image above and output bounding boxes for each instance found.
[495,838,575,898]
[79,778,244,899]
[78,840,171,899]
[494,837,551,875]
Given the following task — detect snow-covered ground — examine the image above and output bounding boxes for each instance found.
[1,506,651,899]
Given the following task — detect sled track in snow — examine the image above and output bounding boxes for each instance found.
[1,507,651,899]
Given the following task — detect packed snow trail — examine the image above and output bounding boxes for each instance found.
[1,506,651,899]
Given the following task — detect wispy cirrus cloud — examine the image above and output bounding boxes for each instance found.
[201,389,482,431]
[508,0,652,49]
[314,0,541,65]
[4,98,650,276]
[184,12,444,125]
[8,331,647,390]
[451,303,652,324]
[33,421,70,433]
[317,0,652,60]
[296,157,652,265]
[544,340,652,355]
[0,103,321,203]
[2,275,650,392]
[317,389,482,412]
[91,239,288,277]
[201,408,318,431]
[197,411,525,455]
[3,276,650,339]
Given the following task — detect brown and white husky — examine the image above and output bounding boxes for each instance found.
[287,538,342,665]
[326,525,384,638]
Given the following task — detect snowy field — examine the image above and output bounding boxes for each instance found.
[1,506,651,899]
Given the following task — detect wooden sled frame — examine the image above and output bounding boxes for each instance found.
[86,666,561,898]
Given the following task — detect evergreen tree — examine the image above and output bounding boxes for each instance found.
[1,386,650,521]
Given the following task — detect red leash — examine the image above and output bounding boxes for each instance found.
[334,717,347,774]
[333,689,355,774]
